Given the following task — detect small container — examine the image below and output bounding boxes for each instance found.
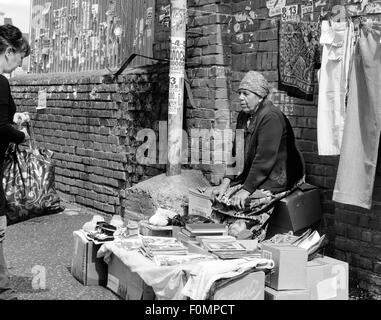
[82,215,105,232]
[127,220,139,236]
[110,215,124,229]
[96,222,117,236]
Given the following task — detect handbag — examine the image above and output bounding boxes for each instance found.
[2,122,64,225]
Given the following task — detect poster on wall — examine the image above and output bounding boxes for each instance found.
[365,1,381,14]
[146,7,153,37]
[301,0,313,20]
[266,0,287,17]
[42,2,51,15]
[72,0,80,9]
[37,89,47,110]
[281,4,300,22]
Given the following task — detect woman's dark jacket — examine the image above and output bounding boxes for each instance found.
[0,74,25,217]
[225,99,305,194]
[0,74,25,167]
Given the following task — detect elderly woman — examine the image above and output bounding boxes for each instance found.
[210,71,304,241]
[0,24,30,300]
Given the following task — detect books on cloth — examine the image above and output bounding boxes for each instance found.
[183,223,227,236]
[141,236,188,258]
[198,236,259,259]
[202,240,247,252]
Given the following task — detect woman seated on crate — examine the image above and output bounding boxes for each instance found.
[209,71,305,242]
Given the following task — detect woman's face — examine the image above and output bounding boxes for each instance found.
[238,89,262,113]
[2,48,25,73]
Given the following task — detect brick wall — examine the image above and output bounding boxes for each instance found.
[10,66,169,217]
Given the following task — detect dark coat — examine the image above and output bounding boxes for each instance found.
[0,74,25,167]
[225,99,304,194]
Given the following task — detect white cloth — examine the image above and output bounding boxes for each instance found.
[97,242,274,300]
[181,258,275,300]
[98,242,195,300]
[317,21,355,155]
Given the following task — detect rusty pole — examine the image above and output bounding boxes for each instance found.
[167,0,187,176]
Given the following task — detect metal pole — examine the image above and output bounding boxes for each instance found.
[167,0,187,176]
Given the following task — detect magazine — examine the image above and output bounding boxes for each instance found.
[202,240,247,252]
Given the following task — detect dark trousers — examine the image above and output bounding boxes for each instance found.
[0,241,16,300]
[0,164,16,300]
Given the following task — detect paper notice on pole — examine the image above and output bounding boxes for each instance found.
[168,74,184,115]
[267,0,287,17]
[37,89,47,110]
[170,37,186,75]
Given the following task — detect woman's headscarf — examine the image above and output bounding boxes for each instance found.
[239,71,271,98]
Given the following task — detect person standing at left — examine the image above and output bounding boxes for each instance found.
[0,24,31,300]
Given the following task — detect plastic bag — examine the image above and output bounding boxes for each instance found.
[2,123,64,225]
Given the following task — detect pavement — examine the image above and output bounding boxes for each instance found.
[3,203,121,300]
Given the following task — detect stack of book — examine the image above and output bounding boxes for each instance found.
[177,223,228,244]
[199,236,261,260]
[140,236,188,259]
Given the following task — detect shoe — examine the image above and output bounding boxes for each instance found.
[291,229,312,246]
[0,288,18,300]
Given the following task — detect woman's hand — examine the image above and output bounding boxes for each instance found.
[230,189,251,211]
[13,112,30,126]
[20,127,30,140]
[210,178,231,201]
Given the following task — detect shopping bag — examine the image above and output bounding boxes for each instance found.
[2,122,64,225]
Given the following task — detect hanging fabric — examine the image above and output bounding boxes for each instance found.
[278,20,321,101]
[333,23,381,209]
[317,20,355,156]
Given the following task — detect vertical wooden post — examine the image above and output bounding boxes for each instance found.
[167,0,187,176]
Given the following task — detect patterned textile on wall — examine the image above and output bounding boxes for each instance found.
[278,21,321,101]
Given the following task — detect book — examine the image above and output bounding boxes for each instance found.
[185,223,227,233]
[195,235,236,242]
[181,227,225,237]
[141,236,188,258]
[202,240,247,252]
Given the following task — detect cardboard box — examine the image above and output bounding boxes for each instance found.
[139,221,173,237]
[261,243,307,290]
[71,231,108,286]
[211,271,265,300]
[269,184,322,233]
[188,188,212,217]
[307,255,349,300]
[265,286,310,300]
[107,254,156,300]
